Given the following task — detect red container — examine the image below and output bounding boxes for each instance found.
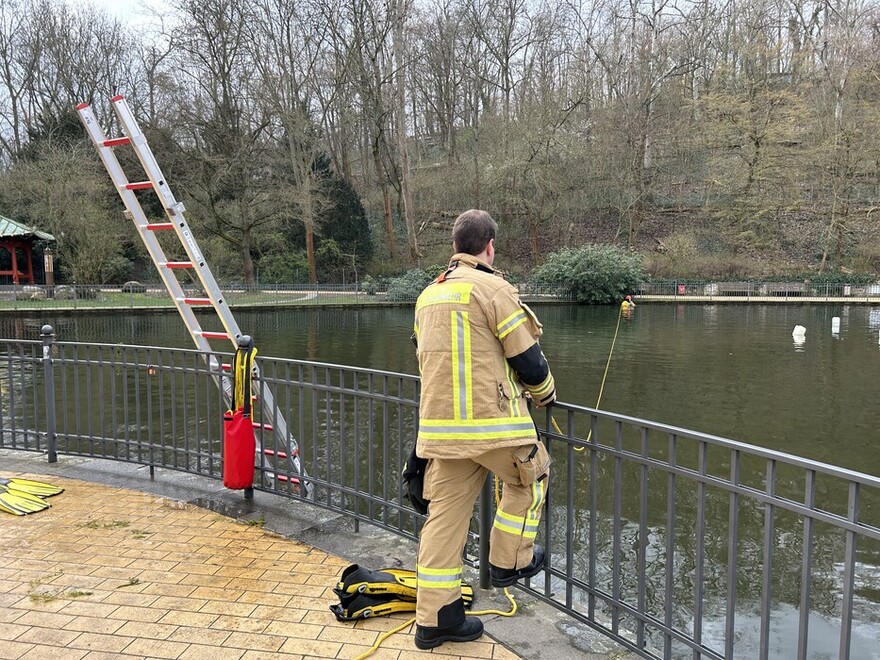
[223,408,255,489]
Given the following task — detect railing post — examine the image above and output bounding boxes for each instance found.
[40,324,57,463]
[478,474,492,589]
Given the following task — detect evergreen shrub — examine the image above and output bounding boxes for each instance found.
[386,269,433,301]
[533,245,645,304]
[361,275,378,295]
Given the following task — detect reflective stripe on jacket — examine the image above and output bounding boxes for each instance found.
[414,253,553,458]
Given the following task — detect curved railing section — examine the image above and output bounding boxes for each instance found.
[1,332,878,659]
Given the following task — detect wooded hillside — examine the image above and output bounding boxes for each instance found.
[0,0,878,283]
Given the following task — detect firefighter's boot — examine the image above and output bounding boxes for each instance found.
[490,544,546,587]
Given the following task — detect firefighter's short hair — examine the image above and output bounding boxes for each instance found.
[452,209,497,256]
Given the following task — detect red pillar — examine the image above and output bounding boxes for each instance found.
[24,244,34,284]
[11,244,18,285]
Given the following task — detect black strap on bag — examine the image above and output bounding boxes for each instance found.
[402,446,429,515]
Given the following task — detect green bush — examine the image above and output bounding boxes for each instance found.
[386,269,434,301]
[259,250,309,283]
[361,275,379,295]
[533,245,645,304]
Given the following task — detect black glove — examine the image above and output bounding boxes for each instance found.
[401,446,429,515]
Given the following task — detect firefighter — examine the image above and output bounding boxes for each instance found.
[412,209,556,650]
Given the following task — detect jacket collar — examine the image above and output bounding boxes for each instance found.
[449,253,502,277]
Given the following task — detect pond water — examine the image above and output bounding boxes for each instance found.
[8,302,879,475]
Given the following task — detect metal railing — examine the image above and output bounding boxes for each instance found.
[637,281,880,302]
[1,329,878,659]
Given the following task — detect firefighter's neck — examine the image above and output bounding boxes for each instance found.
[473,239,495,267]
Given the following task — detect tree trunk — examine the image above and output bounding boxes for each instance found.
[241,231,256,286]
[306,224,317,283]
[372,130,397,261]
[393,0,420,265]
[382,186,396,258]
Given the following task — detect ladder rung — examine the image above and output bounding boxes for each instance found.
[200,331,229,340]
[164,262,193,269]
[103,137,131,147]
[275,474,301,485]
[125,181,154,190]
[146,223,174,230]
[221,363,231,371]
[183,297,212,305]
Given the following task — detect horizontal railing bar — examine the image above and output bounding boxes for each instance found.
[553,443,879,538]
[47,339,422,383]
[547,403,880,488]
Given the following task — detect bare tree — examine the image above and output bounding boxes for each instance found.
[813,0,876,271]
[0,142,129,283]
[393,0,421,264]
[169,0,275,286]
[247,0,335,283]
[0,0,38,160]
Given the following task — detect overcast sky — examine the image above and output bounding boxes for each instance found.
[82,0,170,26]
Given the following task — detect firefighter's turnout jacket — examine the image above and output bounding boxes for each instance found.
[412,253,556,629]
[414,253,555,459]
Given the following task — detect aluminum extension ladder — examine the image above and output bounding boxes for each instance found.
[76,95,308,496]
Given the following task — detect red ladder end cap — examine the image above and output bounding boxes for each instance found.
[111,94,125,102]
[75,103,89,110]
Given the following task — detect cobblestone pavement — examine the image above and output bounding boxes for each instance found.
[0,473,519,660]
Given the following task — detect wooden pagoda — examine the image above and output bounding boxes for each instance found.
[0,215,55,285]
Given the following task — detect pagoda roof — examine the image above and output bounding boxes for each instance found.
[0,215,55,241]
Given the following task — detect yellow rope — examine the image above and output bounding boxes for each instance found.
[353,617,415,660]
[352,588,517,660]
[469,586,518,617]
[565,303,625,450]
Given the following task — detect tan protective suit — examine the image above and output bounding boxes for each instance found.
[413,253,555,628]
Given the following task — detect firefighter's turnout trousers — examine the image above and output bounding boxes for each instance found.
[416,443,550,627]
